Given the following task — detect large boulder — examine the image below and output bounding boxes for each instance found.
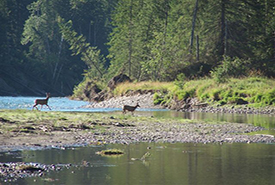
[108,74,131,90]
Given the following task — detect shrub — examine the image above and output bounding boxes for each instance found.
[211,57,251,83]
[72,77,104,100]
[262,89,275,105]
[153,93,164,105]
[174,73,186,89]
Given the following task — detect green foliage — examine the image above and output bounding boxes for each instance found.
[113,81,173,96]
[211,57,251,83]
[108,0,194,81]
[71,78,89,100]
[153,93,163,105]
[196,77,275,106]
[255,89,275,106]
[151,77,275,107]
[153,92,172,106]
[58,18,106,79]
[0,0,113,95]
[108,0,275,82]
[72,75,105,101]
[1,0,275,96]
[174,73,186,89]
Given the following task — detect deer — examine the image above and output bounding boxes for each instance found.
[32,93,51,110]
[122,103,140,115]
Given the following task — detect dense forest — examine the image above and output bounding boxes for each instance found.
[0,0,274,96]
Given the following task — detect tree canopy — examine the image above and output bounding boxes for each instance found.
[0,0,274,96]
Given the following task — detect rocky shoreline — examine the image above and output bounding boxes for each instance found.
[0,107,274,154]
[87,116,275,145]
[1,114,274,153]
[86,93,275,115]
[85,93,163,109]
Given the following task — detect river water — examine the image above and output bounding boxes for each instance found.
[0,97,275,184]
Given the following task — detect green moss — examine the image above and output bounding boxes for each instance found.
[96,149,124,156]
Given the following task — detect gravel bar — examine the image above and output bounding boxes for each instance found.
[76,118,275,145]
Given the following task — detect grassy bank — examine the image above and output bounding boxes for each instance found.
[114,77,275,107]
[0,109,185,135]
[0,109,129,134]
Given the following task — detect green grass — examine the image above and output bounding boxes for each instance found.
[0,109,191,135]
[175,77,275,106]
[113,81,175,95]
[113,77,275,107]
[0,109,103,134]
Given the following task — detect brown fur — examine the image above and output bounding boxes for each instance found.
[122,103,140,114]
[32,93,51,110]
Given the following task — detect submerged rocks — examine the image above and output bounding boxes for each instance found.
[0,162,70,182]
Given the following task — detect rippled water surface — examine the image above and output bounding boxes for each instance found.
[0,96,99,112]
[1,143,275,185]
[0,97,275,184]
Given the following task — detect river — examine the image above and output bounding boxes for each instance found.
[0,96,275,184]
[1,96,274,128]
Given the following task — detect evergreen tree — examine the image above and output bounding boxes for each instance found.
[59,18,105,79]
[20,0,113,94]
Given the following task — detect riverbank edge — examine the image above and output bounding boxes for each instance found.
[72,76,275,115]
[84,93,275,115]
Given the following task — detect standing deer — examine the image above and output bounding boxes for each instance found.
[32,93,51,110]
[122,103,140,115]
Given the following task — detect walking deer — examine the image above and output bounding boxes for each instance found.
[122,103,140,115]
[32,93,51,110]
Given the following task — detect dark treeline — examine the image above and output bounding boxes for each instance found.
[0,0,114,95]
[0,0,274,96]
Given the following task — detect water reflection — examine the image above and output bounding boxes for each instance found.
[135,111,275,129]
[1,143,274,185]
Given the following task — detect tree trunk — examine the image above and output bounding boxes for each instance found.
[128,0,133,78]
[220,0,226,57]
[196,35,199,61]
[224,20,228,56]
[157,0,169,80]
[190,0,199,54]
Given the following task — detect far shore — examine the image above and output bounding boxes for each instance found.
[85,93,275,115]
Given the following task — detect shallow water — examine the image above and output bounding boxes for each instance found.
[1,143,275,185]
[0,97,275,184]
[0,96,93,112]
[1,96,274,128]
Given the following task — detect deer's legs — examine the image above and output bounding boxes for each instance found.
[46,104,51,110]
[32,104,38,110]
